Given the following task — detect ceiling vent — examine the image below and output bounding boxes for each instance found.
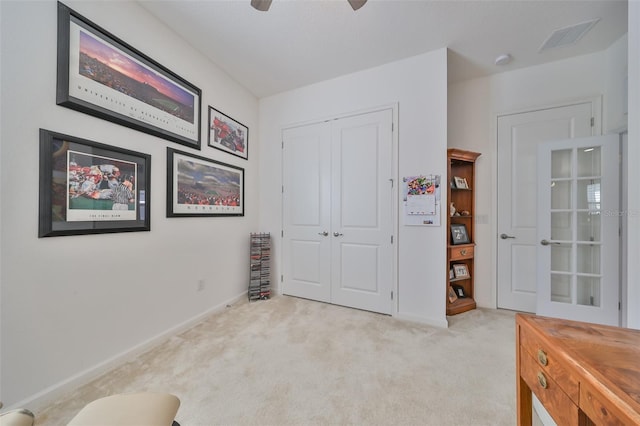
[539,18,600,52]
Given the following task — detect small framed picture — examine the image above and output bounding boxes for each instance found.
[453,176,468,189]
[449,268,455,280]
[453,263,470,279]
[451,284,466,298]
[208,106,248,160]
[450,223,470,245]
[448,285,458,303]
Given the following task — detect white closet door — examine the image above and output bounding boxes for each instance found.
[282,109,394,314]
[282,122,332,302]
[330,110,393,314]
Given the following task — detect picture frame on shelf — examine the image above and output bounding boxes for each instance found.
[453,263,470,279]
[451,284,466,298]
[448,285,458,303]
[39,128,151,237]
[450,223,470,245]
[167,147,244,217]
[453,176,468,189]
[56,2,202,149]
[449,268,455,280]
[208,106,248,159]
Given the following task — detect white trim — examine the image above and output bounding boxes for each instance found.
[6,292,247,413]
[395,312,448,328]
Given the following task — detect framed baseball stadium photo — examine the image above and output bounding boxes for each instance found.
[56,2,201,149]
[208,106,249,160]
[39,129,151,237]
[167,148,244,217]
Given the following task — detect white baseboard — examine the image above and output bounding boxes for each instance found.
[7,292,247,413]
[394,312,448,328]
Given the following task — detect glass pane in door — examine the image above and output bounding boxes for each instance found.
[577,212,601,242]
[551,149,572,178]
[551,181,571,209]
[577,179,601,210]
[577,147,601,177]
[577,276,601,307]
[550,244,572,272]
[551,212,572,240]
[551,273,571,303]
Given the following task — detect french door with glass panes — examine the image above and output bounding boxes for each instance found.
[536,134,620,326]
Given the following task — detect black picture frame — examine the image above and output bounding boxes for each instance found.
[56,2,202,149]
[39,129,151,237]
[208,106,249,159]
[450,223,470,245]
[167,147,244,217]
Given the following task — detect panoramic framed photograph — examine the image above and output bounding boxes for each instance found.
[453,263,470,279]
[57,2,201,149]
[39,129,151,237]
[208,106,248,159]
[167,147,244,217]
[450,223,470,245]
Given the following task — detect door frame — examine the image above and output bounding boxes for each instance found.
[280,103,400,315]
[492,96,603,310]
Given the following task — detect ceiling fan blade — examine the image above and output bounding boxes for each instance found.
[251,0,272,12]
[347,0,367,11]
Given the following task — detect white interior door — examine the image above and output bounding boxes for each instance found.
[497,102,596,312]
[282,122,332,302]
[536,135,620,326]
[282,109,394,314]
[330,111,393,314]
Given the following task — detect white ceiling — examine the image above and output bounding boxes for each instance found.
[138,0,628,99]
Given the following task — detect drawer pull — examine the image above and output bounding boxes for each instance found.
[537,349,548,366]
[537,372,548,389]
[460,249,467,255]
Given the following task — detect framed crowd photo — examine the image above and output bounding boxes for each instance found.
[453,263,470,279]
[56,2,202,149]
[167,148,244,217]
[450,223,470,245]
[39,129,151,237]
[208,106,248,159]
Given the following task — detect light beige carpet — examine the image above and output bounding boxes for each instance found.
[35,295,518,425]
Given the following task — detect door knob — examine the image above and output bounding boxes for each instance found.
[318,231,329,236]
[540,239,560,246]
[333,232,344,237]
[500,233,516,240]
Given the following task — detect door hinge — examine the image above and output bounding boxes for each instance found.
[619,301,621,310]
[281,275,284,282]
[282,140,284,149]
[282,185,284,193]
[391,235,394,244]
[389,178,394,188]
[590,117,595,127]
[281,230,284,237]
[391,291,394,300]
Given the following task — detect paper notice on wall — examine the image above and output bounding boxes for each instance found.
[402,175,441,226]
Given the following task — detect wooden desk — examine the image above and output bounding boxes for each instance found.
[516,314,640,425]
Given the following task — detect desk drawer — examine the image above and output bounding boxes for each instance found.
[519,323,579,403]
[520,350,579,425]
[449,245,473,260]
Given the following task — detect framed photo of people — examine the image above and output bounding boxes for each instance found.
[39,129,151,237]
[56,2,202,149]
[208,106,249,160]
[167,148,244,217]
[450,223,470,245]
